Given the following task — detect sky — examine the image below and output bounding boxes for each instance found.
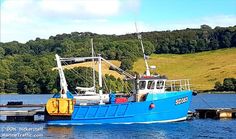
[0,0,236,43]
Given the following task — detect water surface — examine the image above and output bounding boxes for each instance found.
[0,93,236,138]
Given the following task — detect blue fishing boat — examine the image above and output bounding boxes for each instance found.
[45,30,194,125]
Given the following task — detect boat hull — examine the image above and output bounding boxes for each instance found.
[47,91,192,125]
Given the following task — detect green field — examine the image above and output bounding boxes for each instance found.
[61,60,123,79]
[133,48,236,91]
[63,48,236,91]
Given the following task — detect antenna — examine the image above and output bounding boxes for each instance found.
[135,23,150,76]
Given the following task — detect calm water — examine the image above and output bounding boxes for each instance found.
[1,94,236,139]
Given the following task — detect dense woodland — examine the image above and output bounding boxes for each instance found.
[214,78,236,91]
[0,25,235,94]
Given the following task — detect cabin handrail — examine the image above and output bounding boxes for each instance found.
[165,79,191,91]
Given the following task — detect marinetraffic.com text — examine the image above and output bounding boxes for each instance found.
[0,126,43,138]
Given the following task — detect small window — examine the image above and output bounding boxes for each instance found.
[139,81,146,90]
[156,81,164,89]
[147,81,155,89]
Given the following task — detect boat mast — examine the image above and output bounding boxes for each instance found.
[55,54,68,98]
[98,54,104,104]
[91,39,96,92]
[135,23,150,76]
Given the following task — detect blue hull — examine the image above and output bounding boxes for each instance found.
[47,91,192,125]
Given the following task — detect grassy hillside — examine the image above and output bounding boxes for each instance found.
[60,60,123,79]
[133,48,236,91]
[60,48,236,91]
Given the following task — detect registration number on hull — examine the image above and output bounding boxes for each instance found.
[175,97,188,105]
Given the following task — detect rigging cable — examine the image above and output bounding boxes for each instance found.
[62,61,91,84]
[198,94,212,108]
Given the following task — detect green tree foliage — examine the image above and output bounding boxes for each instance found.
[223,78,235,91]
[120,59,134,71]
[201,24,212,30]
[63,67,96,93]
[214,81,223,91]
[0,25,235,93]
[104,74,130,93]
[214,78,236,91]
[0,47,5,58]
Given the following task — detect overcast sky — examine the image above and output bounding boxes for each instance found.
[1,0,236,43]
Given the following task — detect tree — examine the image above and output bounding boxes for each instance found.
[223,78,235,91]
[215,78,236,91]
[143,41,155,55]
[5,79,17,93]
[0,47,5,58]
[0,25,236,94]
[231,33,236,47]
[120,59,133,71]
[201,24,212,30]
[61,39,75,53]
[209,39,219,50]
[214,81,223,91]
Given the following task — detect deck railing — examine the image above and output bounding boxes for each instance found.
[165,79,191,91]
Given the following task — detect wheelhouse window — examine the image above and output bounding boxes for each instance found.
[156,81,164,89]
[147,81,155,89]
[139,81,146,90]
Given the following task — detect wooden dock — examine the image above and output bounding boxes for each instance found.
[195,108,236,119]
[0,103,45,122]
[0,104,45,108]
[0,110,45,122]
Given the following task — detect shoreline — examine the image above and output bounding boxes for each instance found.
[0,93,52,95]
[1,91,236,95]
[206,91,236,94]
[195,90,236,94]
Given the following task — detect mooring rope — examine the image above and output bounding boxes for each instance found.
[198,94,212,108]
